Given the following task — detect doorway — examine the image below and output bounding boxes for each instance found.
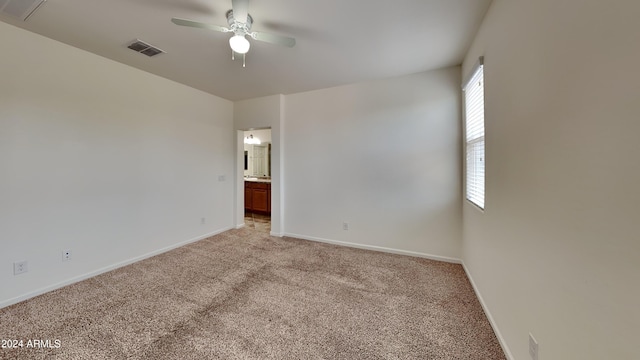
[242,128,271,234]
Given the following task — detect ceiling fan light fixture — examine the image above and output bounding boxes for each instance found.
[171,1,296,67]
[229,34,250,54]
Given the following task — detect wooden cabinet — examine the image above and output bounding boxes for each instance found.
[244,181,271,214]
[244,184,253,210]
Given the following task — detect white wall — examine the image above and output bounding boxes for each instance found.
[283,68,462,260]
[234,95,284,235]
[462,1,640,359]
[0,22,234,307]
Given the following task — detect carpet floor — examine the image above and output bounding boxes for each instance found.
[0,228,506,359]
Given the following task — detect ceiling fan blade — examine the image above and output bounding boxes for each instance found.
[232,0,249,24]
[250,31,296,47]
[171,17,230,32]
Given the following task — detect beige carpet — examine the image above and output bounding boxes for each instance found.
[0,228,505,359]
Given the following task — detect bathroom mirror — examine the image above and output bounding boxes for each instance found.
[248,143,270,177]
[243,129,271,177]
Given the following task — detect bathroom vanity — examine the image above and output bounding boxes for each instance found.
[244,179,271,214]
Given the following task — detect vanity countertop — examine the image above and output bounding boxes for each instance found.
[244,178,271,183]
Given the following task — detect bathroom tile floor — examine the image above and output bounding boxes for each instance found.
[244,212,271,234]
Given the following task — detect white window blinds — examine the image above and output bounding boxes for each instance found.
[464,59,485,209]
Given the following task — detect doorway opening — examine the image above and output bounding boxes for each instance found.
[242,128,271,234]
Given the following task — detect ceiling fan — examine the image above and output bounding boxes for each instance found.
[171,0,296,67]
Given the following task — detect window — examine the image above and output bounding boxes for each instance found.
[463,58,485,209]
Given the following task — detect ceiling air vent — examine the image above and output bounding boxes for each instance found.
[127,39,165,57]
[0,0,46,21]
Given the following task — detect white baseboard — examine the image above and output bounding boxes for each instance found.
[0,227,232,310]
[269,231,283,237]
[283,232,461,264]
[235,223,246,229]
[462,262,514,360]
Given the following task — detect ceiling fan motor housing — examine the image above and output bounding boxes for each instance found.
[226,10,253,35]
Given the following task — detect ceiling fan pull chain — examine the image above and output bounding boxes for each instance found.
[232,50,235,60]
[243,53,246,67]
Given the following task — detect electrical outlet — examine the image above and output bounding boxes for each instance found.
[342,222,349,230]
[13,261,28,275]
[201,217,206,224]
[529,333,539,360]
[218,175,226,181]
[62,249,72,262]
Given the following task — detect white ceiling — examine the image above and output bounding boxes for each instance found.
[0,0,492,101]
